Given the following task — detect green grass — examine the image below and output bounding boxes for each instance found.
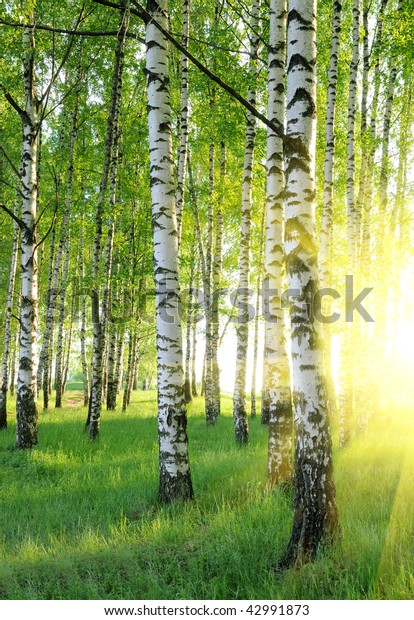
[1,389,414,599]
[65,381,85,391]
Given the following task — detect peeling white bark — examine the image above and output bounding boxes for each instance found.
[282,0,338,565]
[264,0,293,484]
[233,0,261,445]
[146,0,193,501]
[16,20,39,449]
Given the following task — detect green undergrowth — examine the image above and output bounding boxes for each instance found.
[1,390,414,599]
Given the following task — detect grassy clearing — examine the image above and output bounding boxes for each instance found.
[0,389,414,600]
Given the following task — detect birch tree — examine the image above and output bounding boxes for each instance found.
[54,226,71,408]
[264,0,293,485]
[15,19,40,449]
[145,0,193,501]
[232,0,261,445]
[318,0,342,419]
[250,205,265,418]
[339,0,359,447]
[184,261,195,403]
[211,142,225,423]
[88,1,129,438]
[175,0,190,247]
[282,0,338,565]
[79,214,90,407]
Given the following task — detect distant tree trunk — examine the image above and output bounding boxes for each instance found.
[372,56,396,415]
[392,83,411,337]
[204,143,216,425]
[16,19,40,449]
[101,216,117,409]
[48,334,54,395]
[0,202,19,429]
[41,182,61,411]
[339,0,360,448]
[377,59,396,249]
[265,0,292,486]
[125,335,139,408]
[354,0,369,259]
[388,76,411,338]
[62,288,76,394]
[131,342,139,394]
[106,324,119,410]
[79,216,89,407]
[37,209,57,397]
[45,171,71,409]
[88,1,129,438]
[188,155,212,419]
[356,12,383,433]
[233,0,260,445]
[115,324,125,395]
[281,0,338,566]
[146,0,193,502]
[184,263,194,403]
[211,142,225,422]
[318,0,342,421]
[9,331,18,397]
[41,83,78,410]
[175,0,190,247]
[191,308,198,397]
[200,357,205,397]
[54,227,70,408]
[122,330,135,412]
[202,3,222,427]
[261,355,270,424]
[250,205,265,418]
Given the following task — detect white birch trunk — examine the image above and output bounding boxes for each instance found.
[122,330,134,412]
[339,0,360,448]
[106,285,120,410]
[9,331,19,397]
[16,20,39,449]
[265,0,293,485]
[354,0,369,260]
[146,0,193,501]
[233,0,261,445]
[188,156,213,418]
[62,289,76,394]
[204,144,216,425]
[88,2,129,438]
[79,215,90,407]
[282,0,338,565]
[115,324,126,396]
[347,0,360,276]
[54,229,70,408]
[319,1,342,290]
[250,205,265,418]
[37,212,57,397]
[44,102,77,410]
[211,142,225,423]
[377,58,396,259]
[356,33,383,433]
[318,1,342,424]
[191,305,198,397]
[184,264,194,403]
[175,0,190,247]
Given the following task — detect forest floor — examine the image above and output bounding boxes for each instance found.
[1,389,414,600]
